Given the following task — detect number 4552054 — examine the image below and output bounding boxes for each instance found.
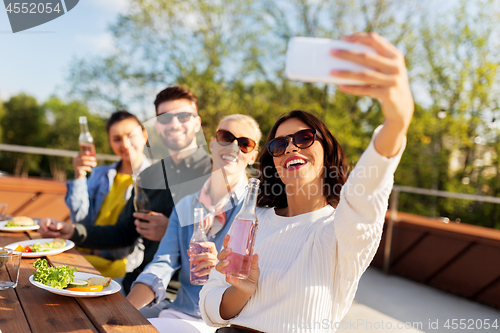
[444,319,498,330]
[6,2,62,14]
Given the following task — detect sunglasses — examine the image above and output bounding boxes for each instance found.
[156,112,196,125]
[266,128,321,157]
[215,130,257,154]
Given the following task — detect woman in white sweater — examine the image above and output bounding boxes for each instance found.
[199,32,414,333]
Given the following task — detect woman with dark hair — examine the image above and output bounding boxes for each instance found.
[65,110,150,278]
[199,32,414,333]
[257,110,349,209]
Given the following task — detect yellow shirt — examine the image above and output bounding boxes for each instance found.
[82,173,133,278]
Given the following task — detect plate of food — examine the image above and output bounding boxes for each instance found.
[29,259,121,297]
[5,238,74,257]
[0,216,40,232]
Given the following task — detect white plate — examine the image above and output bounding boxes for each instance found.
[0,220,40,232]
[4,238,75,257]
[29,272,121,297]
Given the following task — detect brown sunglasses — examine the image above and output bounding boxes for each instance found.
[215,130,257,153]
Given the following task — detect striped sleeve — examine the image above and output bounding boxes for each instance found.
[199,269,232,327]
[324,125,406,320]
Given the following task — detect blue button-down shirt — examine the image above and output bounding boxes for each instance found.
[133,187,245,318]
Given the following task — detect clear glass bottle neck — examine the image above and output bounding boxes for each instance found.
[79,118,90,134]
[238,179,259,220]
[192,208,207,241]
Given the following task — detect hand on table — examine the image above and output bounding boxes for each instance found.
[188,241,218,277]
[216,234,259,297]
[133,211,169,241]
[38,218,75,239]
[73,154,97,179]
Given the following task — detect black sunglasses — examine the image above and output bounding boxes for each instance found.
[215,130,257,154]
[266,128,321,157]
[156,112,195,125]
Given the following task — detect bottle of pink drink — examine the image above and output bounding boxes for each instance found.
[189,208,210,285]
[222,178,260,279]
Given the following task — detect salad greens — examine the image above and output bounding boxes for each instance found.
[30,239,65,252]
[33,259,77,289]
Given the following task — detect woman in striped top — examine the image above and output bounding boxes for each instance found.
[200,32,414,333]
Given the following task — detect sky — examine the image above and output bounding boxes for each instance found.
[0,0,128,102]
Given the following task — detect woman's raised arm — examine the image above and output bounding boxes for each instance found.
[330,32,414,158]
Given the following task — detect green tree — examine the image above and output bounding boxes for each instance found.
[68,0,419,154]
[42,97,110,180]
[65,0,500,229]
[0,94,46,176]
[393,0,500,228]
[0,95,110,179]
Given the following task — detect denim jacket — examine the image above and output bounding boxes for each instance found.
[132,186,245,318]
[65,158,150,260]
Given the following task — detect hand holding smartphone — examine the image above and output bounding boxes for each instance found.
[285,37,376,85]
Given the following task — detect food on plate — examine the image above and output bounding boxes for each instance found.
[5,216,35,227]
[67,278,88,288]
[15,244,33,253]
[87,276,112,288]
[16,238,66,253]
[66,285,104,292]
[32,259,112,292]
[33,259,77,289]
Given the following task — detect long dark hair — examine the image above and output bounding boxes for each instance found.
[257,110,348,208]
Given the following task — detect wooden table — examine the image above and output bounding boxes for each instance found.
[0,230,159,333]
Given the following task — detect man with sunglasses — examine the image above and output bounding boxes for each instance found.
[39,85,212,294]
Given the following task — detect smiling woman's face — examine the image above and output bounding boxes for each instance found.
[273,118,324,189]
[108,118,147,165]
[210,119,259,178]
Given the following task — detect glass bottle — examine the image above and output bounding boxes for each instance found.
[222,178,260,279]
[189,208,210,285]
[133,174,151,222]
[78,116,96,156]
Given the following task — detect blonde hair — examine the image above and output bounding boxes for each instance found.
[217,114,262,148]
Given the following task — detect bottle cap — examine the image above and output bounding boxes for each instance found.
[79,116,87,124]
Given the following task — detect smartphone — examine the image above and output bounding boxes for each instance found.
[285,37,376,85]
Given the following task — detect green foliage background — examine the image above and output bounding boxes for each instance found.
[1,0,500,229]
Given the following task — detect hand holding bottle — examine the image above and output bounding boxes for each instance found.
[188,241,218,277]
[133,211,169,241]
[75,116,97,179]
[216,234,260,296]
[72,154,97,179]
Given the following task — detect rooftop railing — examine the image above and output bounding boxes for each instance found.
[0,143,119,161]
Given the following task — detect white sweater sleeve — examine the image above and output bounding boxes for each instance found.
[199,268,232,327]
[324,125,406,319]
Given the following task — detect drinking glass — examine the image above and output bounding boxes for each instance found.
[0,203,7,220]
[0,247,22,290]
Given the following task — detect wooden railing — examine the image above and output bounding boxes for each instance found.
[372,211,500,310]
[0,176,70,221]
[1,173,499,310]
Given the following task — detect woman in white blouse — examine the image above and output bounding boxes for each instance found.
[199,32,415,333]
